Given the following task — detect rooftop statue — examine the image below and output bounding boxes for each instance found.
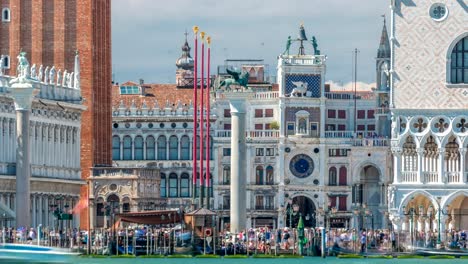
[312,36,320,55]
[283,36,292,55]
[10,52,34,85]
[218,68,249,90]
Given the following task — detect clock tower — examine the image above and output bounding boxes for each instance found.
[276,24,328,227]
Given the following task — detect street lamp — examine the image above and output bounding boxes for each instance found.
[433,197,449,248]
[285,199,300,228]
[402,204,424,250]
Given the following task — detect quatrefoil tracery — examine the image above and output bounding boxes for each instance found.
[413,118,427,133]
[434,118,449,133]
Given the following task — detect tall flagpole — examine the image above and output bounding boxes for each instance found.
[199,31,206,209]
[192,26,199,205]
[205,36,211,209]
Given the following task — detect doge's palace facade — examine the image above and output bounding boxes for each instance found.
[388,0,468,238]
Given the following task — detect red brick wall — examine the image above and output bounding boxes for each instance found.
[1,0,112,228]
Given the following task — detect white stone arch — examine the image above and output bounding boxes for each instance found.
[397,190,438,215]
[446,32,468,84]
[352,160,385,184]
[443,190,468,209]
[420,132,442,148]
[440,132,461,147]
[400,133,420,149]
[289,192,318,207]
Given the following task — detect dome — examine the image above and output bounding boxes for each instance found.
[176,40,194,70]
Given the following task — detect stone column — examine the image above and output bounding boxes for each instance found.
[438,148,445,183]
[228,94,249,233]
[392,148,402,183]
[10,78,38,228]
[417,148,423,183]
[32,194,37,227]
[459,148,466,183]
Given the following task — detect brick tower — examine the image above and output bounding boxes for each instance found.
[0,0,112,228]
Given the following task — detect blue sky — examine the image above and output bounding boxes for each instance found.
[112,0,390,88]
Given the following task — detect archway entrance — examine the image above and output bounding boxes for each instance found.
[286,196,316,228]
[357,165,381,229]
[402,194,435,248]
[447,195,468,231]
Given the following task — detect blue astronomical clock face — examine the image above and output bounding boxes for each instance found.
[289,154,314,178]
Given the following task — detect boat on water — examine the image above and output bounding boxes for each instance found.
[415,247,468,257]
[0,243,79,263]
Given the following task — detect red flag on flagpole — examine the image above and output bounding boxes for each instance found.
[192,26,199,200]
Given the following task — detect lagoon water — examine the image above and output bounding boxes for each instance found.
[74,257,467,264]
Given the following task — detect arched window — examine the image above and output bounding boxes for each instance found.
[123,136,132,160]
[329,167,337,186]
[256,166,264,185]
[2,55,10,69]
[112,136,120,160]
[180,173,190,197]
[339,166,347,186]
[450,36,468,84]
[209,136,214,160]
[169,173,178,197]
[2,8,10,22]
[157,135,167,160]
[223,166,230,185]
[169,136,178,160]
[180,136,190,160]
[266,165,274,185]
[134,136,143,160]
[160,173,167,197]
[195,136,200,159]
[206,174,213,197]
[146,136,155,160]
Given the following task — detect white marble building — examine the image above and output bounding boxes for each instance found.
[0,53,85,228]
[388,0,468,240]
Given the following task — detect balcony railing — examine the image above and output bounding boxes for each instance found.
[401,171,417,182]
[375,107,390,115]
[324,92,375,100]
[92,167,158,177]
[351,138,389,147]
[422,171,438,183]
[325,130,354,138]
[447,172,460,183]
[254,92,279,100]
[215,130,279,139]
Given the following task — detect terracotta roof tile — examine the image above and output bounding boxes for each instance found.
[113,83,211,110]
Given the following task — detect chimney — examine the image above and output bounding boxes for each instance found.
[139,79,145,96]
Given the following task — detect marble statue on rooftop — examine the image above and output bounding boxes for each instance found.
[16,52,30,79]
[30,64,37,79]
[49,66,56,85]
[62,70,67,86]
[283,36,292,55]
[57,69,62,85]
[44,66,49,84]
[9,52,37,85]
[68,72,74,87]
[38,65,43,82]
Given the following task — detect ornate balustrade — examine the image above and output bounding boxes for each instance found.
[401,171,417,183]
[422,171,438,183]
[325,130,354,138]
[446,172,460,183]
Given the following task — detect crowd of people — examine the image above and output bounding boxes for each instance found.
[1,225,467,255]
